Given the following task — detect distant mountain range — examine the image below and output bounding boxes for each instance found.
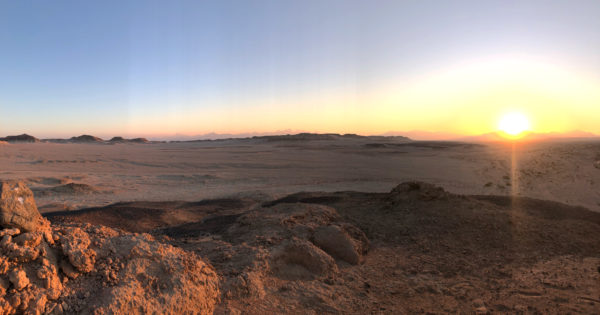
[0,134,149,144]
[170,133,411,143]
[0,131,597,144]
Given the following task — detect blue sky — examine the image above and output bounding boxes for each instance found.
[1,0,599,138]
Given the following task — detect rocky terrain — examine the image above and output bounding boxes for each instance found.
[0,181,219,314]
[46,181,600,314]
[1,136,600,313]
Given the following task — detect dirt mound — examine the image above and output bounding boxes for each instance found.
[0,181,220,314]
[50,183,98,195]
[33,183,100,197]
[389,180,449,200]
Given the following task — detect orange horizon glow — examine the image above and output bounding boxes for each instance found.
[112,55,599,138]
[4,55,597,140]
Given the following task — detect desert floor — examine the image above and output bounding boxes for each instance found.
[1,137,600,314]
[0,137,599,213]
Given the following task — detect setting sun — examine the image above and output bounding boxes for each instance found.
[498,112,531,137]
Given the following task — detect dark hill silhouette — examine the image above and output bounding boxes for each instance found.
[0,134,39,142]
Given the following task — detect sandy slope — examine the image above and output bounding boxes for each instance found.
[0,138,599,212]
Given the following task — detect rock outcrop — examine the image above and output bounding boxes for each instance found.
[0,181,46,232]
[312,224,368,265]
[177,202,369,303]
[0,181,220,314]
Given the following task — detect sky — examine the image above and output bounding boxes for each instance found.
[0,0,599,139]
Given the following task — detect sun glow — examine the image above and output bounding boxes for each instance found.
[498,112,531,137]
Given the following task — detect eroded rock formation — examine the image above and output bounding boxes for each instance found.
[0,181,219,314]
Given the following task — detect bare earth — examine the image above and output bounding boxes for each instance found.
[1,136,600,314]
[1,138,599,213]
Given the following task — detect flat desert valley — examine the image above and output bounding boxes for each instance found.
[2,136,600,213]
[1,135,600,314]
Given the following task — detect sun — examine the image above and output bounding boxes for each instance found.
[498,112,531,137]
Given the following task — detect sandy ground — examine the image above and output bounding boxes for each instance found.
[1,137,599,213]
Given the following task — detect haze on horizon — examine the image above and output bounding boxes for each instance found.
[1,0,599,139]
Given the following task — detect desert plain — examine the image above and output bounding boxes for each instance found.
[0,134,599,314]
[1,135,599,213]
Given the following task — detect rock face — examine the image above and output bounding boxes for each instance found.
[0,182,220,315]
[0,181,45,232]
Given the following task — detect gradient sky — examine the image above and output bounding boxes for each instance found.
[1,0,599,139]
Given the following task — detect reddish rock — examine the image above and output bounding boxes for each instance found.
[0,181,44,232]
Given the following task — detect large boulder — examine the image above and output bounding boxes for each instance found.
[271,238,338,280]
[312,224,369,265]
[0,181,45,232]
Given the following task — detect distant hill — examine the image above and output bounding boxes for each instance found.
[382,131,460,141]
[70,135,104,143]
[255,133,411,142]
[109,137,149,143]
[173,133,412,143]
[0,134,40,143]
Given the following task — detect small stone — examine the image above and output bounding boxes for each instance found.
[0,228,20,237]
[8,269,29,290]
[27,294,47,315]
[60,260,80,279]
[0,277,10,295]
[14,232,42,247]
